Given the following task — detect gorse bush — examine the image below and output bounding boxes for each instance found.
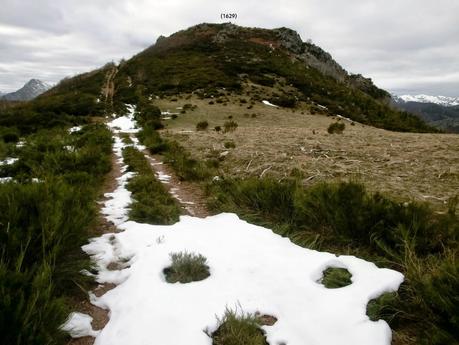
[163,252,210,283]
[208,178,458,343]
[196,120,209,131]
[327,122,345,134]
[0,124,112,344]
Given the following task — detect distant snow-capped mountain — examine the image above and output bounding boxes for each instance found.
[1,79,51,101]
[393,94,459,107]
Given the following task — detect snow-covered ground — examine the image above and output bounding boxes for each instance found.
[62,110,404,345]
[395,94,459,107]
[107,105,140,133]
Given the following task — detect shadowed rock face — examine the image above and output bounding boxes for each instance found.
[1,79,50,101]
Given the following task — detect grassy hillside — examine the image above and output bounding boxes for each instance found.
[113,23,433,132]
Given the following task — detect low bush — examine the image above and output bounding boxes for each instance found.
[163,252,210,283]
[0,123,112,344]
[223,120,238,133]
[224,141,236,149]
[196,120,209,131]
[122,146,180,225]
[327,122,345,134]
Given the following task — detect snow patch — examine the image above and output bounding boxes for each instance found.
[262,100,279,107]
[85,214,403,345]
[107,105,139,133]
[0,157,18,166]
[69,126,82,133]
[61,312,100,338]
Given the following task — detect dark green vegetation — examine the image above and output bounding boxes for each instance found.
[136,106,218,181]
[212,309,268,345]
[196,120,209,130]
[320,267,352,288]
[327,121,345,134]
[163,251,210,283]
[394,100,459,133]
[122,145,180,224]
[112,23,434,132]
[0,124,112,344]
[208,178,458,344]
[0,65,112,135]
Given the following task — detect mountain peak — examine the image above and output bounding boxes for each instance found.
[1,78,51,101]
[394,94,459,107]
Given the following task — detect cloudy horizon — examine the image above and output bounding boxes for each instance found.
[1,0,458,96]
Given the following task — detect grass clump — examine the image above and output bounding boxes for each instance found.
[212,308,268,345]
[122,146,180,224]
[223,120,238,133]
[224,141,236,149]
[196,120,209,131]
[320,267,352,288]
[163,252,210,283]
[327,122,345,134]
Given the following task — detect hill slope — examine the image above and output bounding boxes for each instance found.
[112,23,432,132]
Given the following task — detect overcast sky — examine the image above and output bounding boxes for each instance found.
[0,0,458,96]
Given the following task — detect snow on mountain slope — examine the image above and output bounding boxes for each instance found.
[1,79,51,101]
[395,94,459,107]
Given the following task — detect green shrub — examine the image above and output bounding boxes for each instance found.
[215,126,222,132]
[163,252,210,283]
[223,120,238,133]
[122,146,180,225]
[327,122,345,134]
[196,120,209,131]
[212,308,268,345]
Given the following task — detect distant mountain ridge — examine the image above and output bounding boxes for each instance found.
[394,94,459,107]
[392,94,459,133]
[1,79,51,101]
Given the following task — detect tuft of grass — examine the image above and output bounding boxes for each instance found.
[224,141,236,149]
[212,308,268,345]
[327,122,345,134]
[196,120,209,131]
[320,267,352,288]
[163,252,210,283]
[223,120,238,133]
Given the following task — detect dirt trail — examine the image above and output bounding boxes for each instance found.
[68,153,122,345]
[101,65,118,109]
[142,148,210,218]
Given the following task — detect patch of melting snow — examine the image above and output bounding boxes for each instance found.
[61,312,100,338]
[0,157,18,165]
[161,111,180,115]
[69,126,82,133]
[262,100,279,107]
[107,105,139,133]
[0,177,13,183]
[16,140,25,148]
[65,132,404,345]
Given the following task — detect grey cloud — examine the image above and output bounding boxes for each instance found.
[0,0,458,96]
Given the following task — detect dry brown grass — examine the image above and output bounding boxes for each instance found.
[156,94,459,210]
